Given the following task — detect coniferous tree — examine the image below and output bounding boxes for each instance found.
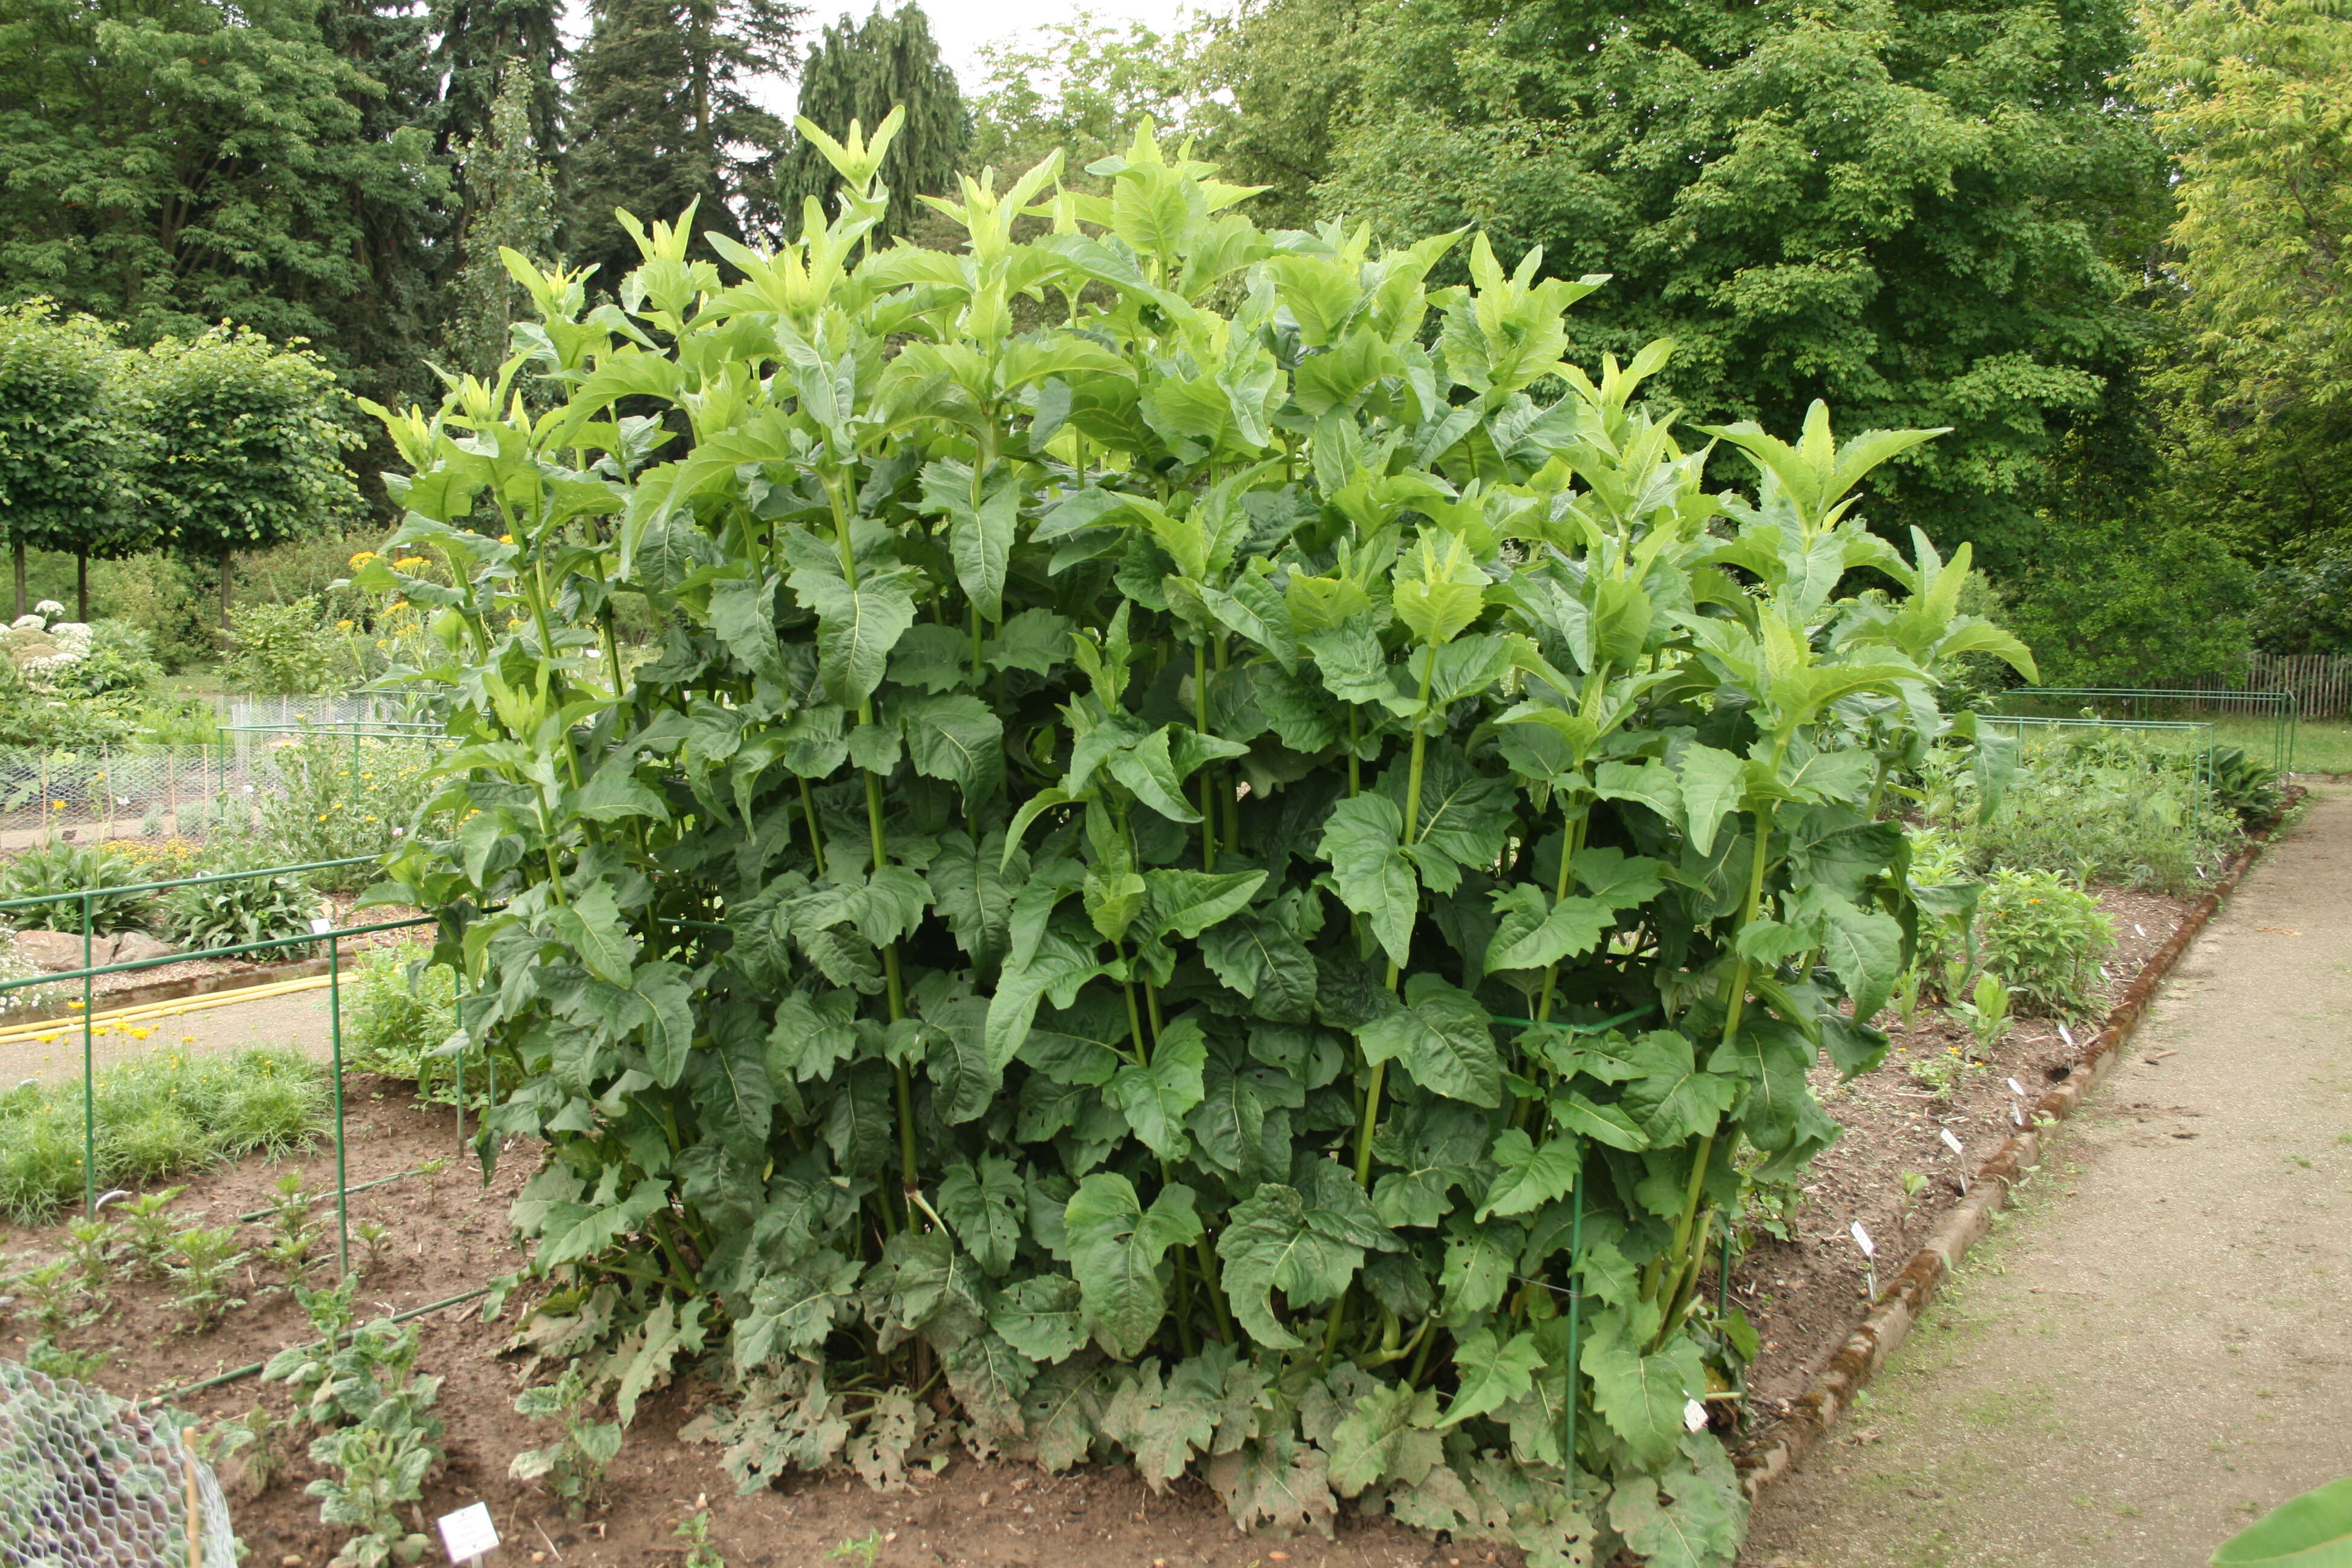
[778,4,964,241]
[426,0,566,157]
[566,0,800,284]
[445,66,560,377]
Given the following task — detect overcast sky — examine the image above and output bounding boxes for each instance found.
[559,1,1220,113]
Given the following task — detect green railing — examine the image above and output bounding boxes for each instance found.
[1990,687,2297,773]
[0,855,451,1266]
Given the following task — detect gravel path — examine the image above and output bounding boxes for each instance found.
[0,986,336,1083]
[1743,786,2352,1565]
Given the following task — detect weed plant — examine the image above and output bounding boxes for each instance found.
[1978,869,2112,1018]
[115,1185,186,1276]
[267,1285,445,1568]
[0,1047,327,1222]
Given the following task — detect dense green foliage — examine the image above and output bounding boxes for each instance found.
[1975,867,2112,1018]
[0,304,151,613]
[362,126,2028,1561]
[0,1048,327,1222]
[445,68,561,380]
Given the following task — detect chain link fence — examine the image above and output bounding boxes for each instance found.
[0,1357,237,1567]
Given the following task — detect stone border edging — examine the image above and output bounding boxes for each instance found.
[1734,799,2295,1500]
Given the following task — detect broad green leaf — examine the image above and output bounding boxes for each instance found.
[1198,915,1318,1022]
[897,693,1004,804]
[1141,869,1266,939]
[1326,1382,1444,1495]
[2212,1477,2352,1567]
[1475,1129,1581,1220]
[1617,1030,1738,1145]
[789,569,918,709]
[1583,1309,1707,1468]
[990,1273,1089,1364]
[552,881,639,985]
[1063,1174,1203,1359]
[1485,884,1612,973]
[1674,743,1747,855]
[1355,974,1501,1107]
[1438,1327,1543,1427]
[1317,793,1418,967]
[1216,1182,1370,1350]
[1104,1019,1209,1158]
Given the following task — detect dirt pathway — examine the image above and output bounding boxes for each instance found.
[1743,786,2352,1567]
[0,985,336,1082]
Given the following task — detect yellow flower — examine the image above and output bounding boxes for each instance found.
[498,533,515,544]
[336,619,354,631]
[349,550,378,569]
[395,555,428,570]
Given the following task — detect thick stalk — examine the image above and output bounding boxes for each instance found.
[1193,639,1216,869]
[1214,636,1241,853]
[1350,651,1439,1187]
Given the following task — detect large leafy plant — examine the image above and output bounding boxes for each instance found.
[359,120,2031,1566]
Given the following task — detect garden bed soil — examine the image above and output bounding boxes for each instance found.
[0,872,2229,1568]
[1721,884,2192,1428]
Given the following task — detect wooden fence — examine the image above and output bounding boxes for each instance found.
[2145,653,2352,717]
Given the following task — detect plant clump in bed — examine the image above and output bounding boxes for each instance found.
[356,117,2034,1566]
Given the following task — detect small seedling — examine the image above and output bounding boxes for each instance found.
[60,1216,118,1302]
[168,1224,249,1331]
[354,1218,394,1276]
[828,1531,883,1568]
[416,1157,448,1198]
[24,1336,113,1379]
[676,1512,727,1568]
[21,1258,94,1335]
[117,1187,188,1277]
[262,1171,319,1279]
[509,1360,623,1518]
[1900,1169,1927,1200]
[1892,964,1926,1026]
[1948,971,2014,1052]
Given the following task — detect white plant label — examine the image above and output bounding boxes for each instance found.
[2134,923,2146,938]
[1939,1127,1965,1157]
[1684,1397,1709,1432]
[2058,1024,2076,1051]
[2006,1077,2025,1098]
[309,916,333,935]
[2010,1103,2026,1127]
[1849,1221,1875,1258]
[437,1502,498,1564]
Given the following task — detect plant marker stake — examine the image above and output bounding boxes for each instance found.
[1939,1125,1967,1192]
[2006,1077,2024,1098]
[2057,1023,2076,1052]
[1851,1220,1876,1301]
[2010,1103,2025,1127]
[437,1501,498,1566]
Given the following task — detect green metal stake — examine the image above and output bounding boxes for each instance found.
[80,888,94,1220]
[329,926,350,1279]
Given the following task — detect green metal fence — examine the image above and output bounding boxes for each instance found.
[0,856,459,1267]
[1990,687,2297,773]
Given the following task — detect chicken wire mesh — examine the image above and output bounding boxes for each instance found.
[0,1358,237,1568]
[0,731,445,842]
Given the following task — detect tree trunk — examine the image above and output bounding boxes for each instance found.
[219,554,233,630]
[76,552,88,622]
[11,539,23,619]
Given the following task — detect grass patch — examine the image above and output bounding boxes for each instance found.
[0,1046,328,1222]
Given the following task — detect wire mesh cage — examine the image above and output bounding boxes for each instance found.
[0,1357,237,1568]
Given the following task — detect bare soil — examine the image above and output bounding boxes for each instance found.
[0,848,2262,1568]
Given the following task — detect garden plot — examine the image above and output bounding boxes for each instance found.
[0,867,2240,1568]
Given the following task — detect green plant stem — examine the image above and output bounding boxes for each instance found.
[1194,639,1215,870]
[799,777,828,877]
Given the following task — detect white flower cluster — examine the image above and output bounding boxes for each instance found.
[3,607,94,684]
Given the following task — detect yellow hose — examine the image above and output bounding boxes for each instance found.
[0,974,333,1047]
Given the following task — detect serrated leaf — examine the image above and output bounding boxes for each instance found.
[1583,1310,1707,1468]
[990,1274,1089,1364]
[1438,1325,1543,1426]
[1485,884,1613,973]
[1475,1129,1581,1219]
[1217,1182,1370,1350]
[944,1330,1033,1439]
[1327,1380,1445,1495]
[935,1155,1025,1275]
[1355,974,1501,1107]
[1318,793,1417,966]
[1198,915,1318,1022]
[1103,1020,1208,1158]
[790,569,917,708]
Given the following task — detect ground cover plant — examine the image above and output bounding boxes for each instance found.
[360,122,2032,1564]
[0,1046,328,1221]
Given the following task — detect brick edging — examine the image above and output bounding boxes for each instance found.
[1734,797,2295,1500]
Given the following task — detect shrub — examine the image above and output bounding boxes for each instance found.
[1938,725,2235,893]
[222,595,345,696]
[2209,745,2285,825]
[1978,868,2112,1019]
[0,838,155,933]
[365,127,2033,1562]
[160,841,324,957]
[60,620,166,697]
